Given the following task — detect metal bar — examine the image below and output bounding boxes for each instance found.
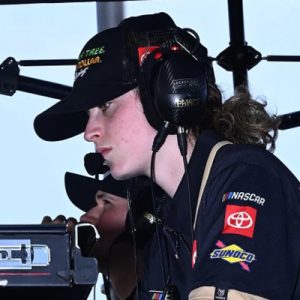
[18,59,77,67]
[17,75,72,99]
[0,0,139,4]
[279,111,300,130]
[262,55,300,62]
[227,0,248,88]
[96,1,125,32]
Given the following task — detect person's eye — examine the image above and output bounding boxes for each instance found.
[98,101,112,112]
[102,199,112,212]
[103,199,111,205]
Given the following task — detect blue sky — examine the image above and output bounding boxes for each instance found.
[0,1,299,298]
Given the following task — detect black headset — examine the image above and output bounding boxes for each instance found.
[120,12,215,132]
[139,44,210,131]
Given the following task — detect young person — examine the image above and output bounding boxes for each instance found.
[35,12,300,300]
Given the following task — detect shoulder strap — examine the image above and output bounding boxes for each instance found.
[193,141,232,230]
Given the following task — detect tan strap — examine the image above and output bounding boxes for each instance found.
[189,286,268,300]
[193,141,232,230]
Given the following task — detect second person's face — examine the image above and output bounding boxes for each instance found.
[80,190,129,272]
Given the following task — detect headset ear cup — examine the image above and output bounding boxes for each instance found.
[125,178,157,248]
[139,49,167,131]
[153,52,208,127]
[140,48,209,129]
[125,206,156,249]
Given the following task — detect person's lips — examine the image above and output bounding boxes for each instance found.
[97,147,112,158]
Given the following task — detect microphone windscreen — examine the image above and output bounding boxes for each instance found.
[84,153,109,176]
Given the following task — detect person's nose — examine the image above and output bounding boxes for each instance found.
[80,210,100,225]
[80,202,105,224]
[84,112,104,143]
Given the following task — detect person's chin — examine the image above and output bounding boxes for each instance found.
[110,161,141,180]
[109,167,129,181]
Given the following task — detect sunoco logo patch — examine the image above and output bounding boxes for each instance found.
[210,240,255,271]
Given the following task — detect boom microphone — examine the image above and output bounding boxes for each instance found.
[84,152,109,176]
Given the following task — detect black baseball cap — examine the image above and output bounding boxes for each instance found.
[65,172,129,212]
[34,25,138,142]
[33,12,179,142]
